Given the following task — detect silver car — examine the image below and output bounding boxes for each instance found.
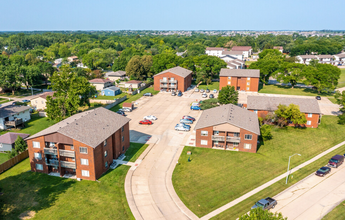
[175,125,190,131]
[202,93,207,98]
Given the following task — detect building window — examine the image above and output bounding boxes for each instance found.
[70,145,74,150]
[41,101,44,104]
[228,82,231,85]
[245,134,252,140]
[34,153,42,160]
[244,144,252,149]
[201,131,208,136]
[82,170,90,177]
[247,87,249,90]
[228,77,231,79]
[79,147,88,154]
[122,136,124,142]
[104,151,108,157]
[122,126,124,132]
[247,77,250,80]
[122,146,125,151]
[233,143,239,147]
[247,82,250,85]
[234,133,240,137]
[36,163,43,170]
[308,113,312,118]
[0,143,2,148]
[33,141,40,148]
[81,158,89,165]
[105,161,108,168]
[104,140,107,146]
[307,121,311,125]
[201,140,208,145]
[254,110,258,114]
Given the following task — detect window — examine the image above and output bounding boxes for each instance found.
[104,140,107,146]
[247,82,250,85]
[234,133,240,137]
[81,158,89,165]
[36,164,43,170]
[201,140,208,145]
[247,77,250,80]
[247,87,249,90]
[104,150,108,157]
[233,143,239,147]
[228,82,231,85]
[245,134,252,140]
[41,101,44,104]
[70,145,74,150]
[254,110,258,114]
[122,126,124,132]
[244,144,252,149]
[105,161,108,168]
[122,136,124,142]
[307,121,311,125]
[228,77,231,79]
[79,147,88,154]
[0,143,2,148]
[122,146,125,151]
[82,170,90,177]
[308,113,312,118]
[34,153,42,160]
[201,131,208,136]
[33,141,40,148]
[213,131,219,135]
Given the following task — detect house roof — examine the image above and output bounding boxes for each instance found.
[194,104,260,135]
[31,91,55,101]
[316,55,334,59]
[0,105,31,118]
[231,46,252,51]
[26,107,131,148]
[247,96,321,114]
[232,59,245,64]
[298,55,317,59]
[105,71,126,77]
[219,69,260,78]
[102,86,120,91]
[154,66,193,78]
[89,78,113,84]
[335,54,345,58]
[68,56,78,59]
[125,80,142,84]
[222,50,243,55]
[273,46,283,50]
[226,63,237,68]
[0,133,30,145]
[206,47,224,51]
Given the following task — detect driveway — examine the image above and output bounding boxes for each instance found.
[125,91,201,220]
[274,163,345,220]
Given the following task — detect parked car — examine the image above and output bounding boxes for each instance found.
[182,115,195,121]
[171,91,176,96]
[190,105,201,110]
[180,119,193,124]
[22,99,30,103]
[209,94,214,98]
[316,96,321,100]
[120,108,132,112]
[206,89,210,93]
[315,166,331,177]
[195,88,199,92]
[139,120,153,125]
[213,89,217,93]
[328,155,344,168]
[143,93,153,97]
[200,89,205,93]
[176,123,191,129]
[177,91,183,97]
[202,93,207,98]
[144,115,157,120]
[251,197,277,210]
[191,102,200,106]
[175,125,190,131]
[116,110,125,116]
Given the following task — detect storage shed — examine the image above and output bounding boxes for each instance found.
[101,86,121,96]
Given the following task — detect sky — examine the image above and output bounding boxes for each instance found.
[1,0,344,31]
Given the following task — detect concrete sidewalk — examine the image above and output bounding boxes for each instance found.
[200,140,345,220]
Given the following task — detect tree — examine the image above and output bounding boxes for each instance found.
[14,136,27,153]
[195,71,212,85]
[274,104,307,127]
[275,63,305,88]
[249,59,280,85]
[22,65,41,89]
[151,53,182,74]
[185,43,205,57]
[218,86,238,105]
[260,124,273,141]
[0,64,23,95]
[200,98,219,110]
[125,55,153,80]
[58,44,71,58]
[334,91,345,124]
[239,208,286,220]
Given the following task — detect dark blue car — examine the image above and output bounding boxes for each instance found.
[190,105,201,110]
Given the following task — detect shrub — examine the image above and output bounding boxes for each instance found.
[261,124,273,141]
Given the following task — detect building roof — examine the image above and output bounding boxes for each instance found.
[125,80,142,84]
[222,50,243,55]
[31,91,55,100]
[226,63,237,68]
[0,105,31,118]
[154,66,193,78]
[102,86,120,91]
[273,46,283,50]
[247,96,321,114]
[206,47,224,51]
[232,59,245,64]
[0,133,30,145]
[231,46,252,51]
[89,78,113,84]
[105,71,126,77]
[194,104,260,135]
[316,55,334,59]
[335,54,345,58]
[26,107,131,148]
[298,55,317,59]
[219,69,260,78]
[68,56,78,59]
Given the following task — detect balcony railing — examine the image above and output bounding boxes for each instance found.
[46,159,59,166]
[160,84,168,88]
[61,161,76,169]
[160,79,168,83]
[4,118,23,126]
[59,150,75,158]
[226,136,241,143]
[212,135,225,141]
[44,148,57,155]
[169,84,177,88]
[169,80,177,83]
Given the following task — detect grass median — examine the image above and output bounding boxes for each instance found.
[124,143,149,162]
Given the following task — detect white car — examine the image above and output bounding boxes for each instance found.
[120,108,132,112]
[144,115,157,120]
[175,125,190,131]
[202,93,207,98]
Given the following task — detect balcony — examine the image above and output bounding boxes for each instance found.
[160,79,168,83]
[169,84,177,88]
[226,136,241,143]
[169,80,177,83]
[44,148,57,155]
[46,159,59,166]
[61,161,76,169]
[59,150,75,157]
[4,118,23,127]
[212,135,225,141]
[160,84,168,88]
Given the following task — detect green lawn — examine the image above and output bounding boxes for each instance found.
[245,61,256,66]
[94,93,127,100]
[124,143,149,162]
[0,159,134,220]
[322,199,345,220]
[0,98,10,105]
[337,69,345,88]
[173,116,345,217]
[0,89,41,98]
[194,82,220,91]
[259,84,334,98]
[0,153,9,164]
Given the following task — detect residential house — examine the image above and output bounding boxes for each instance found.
[315,55,334,64]
[124,80,143,89]
[246,96,321,128]
[219,69,260,92]
[67,56,78,62]
[105,71,127,81]
[230,46,253,58]
[89,79,113,91]
[273,46,284,53]
[334,53,345,65]
[205,47,225,57]
[0,133,30,152]
[194,104,260,153]
[296,55,318,65]
[101,86,121,96]
[0,105,31,130]
[219,50,244,61]
[153,66,192,92]
[226,59,245,69]
[26,107,131,181]
[296,55,335,65]
[54,58,63,64]
[30,91,55,110]
[77,63,88,69]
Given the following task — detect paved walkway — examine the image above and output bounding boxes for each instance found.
[200,141,345,220]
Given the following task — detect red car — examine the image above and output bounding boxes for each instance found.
[139,120,153,125]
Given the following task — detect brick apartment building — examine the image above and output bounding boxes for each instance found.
[26,107,130,181]
[246,96,321,128]
[154,66,192,92]
[194,104,260,153]
[219,69,260,92]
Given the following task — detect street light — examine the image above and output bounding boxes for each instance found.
[285,153,301,184]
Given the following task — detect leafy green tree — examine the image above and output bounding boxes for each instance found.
[14,136,27,153]
[58,44,71,58]
[22,65,41,89]
[218,86,238,105]
[0,64,23,95]
[239,208,286,220]
[249,59,280,85]
[334,91,345,124]
[125,55,152,80]
[200,98,219,110]
[260,124,273,141]
[195,71,212,85]
[185,43,205,57]
[151,53,182,74]
[276,63,305,88]
[275,104,307,127]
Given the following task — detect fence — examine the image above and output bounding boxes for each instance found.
[131,82,153,95]
[0,150,29,174]
[105,95,127,109]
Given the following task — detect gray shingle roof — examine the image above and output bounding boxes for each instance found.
[26,107,131,148]
[0,105,31,118]
[154,66,192,78]
[103,86,120,91]
[0,132,30,144]
[231,46,252,51]
[194,104,260,135]
[222,50,243,55]
[105,71,126,77]
[219,69,260,78]
[247,96,321,114]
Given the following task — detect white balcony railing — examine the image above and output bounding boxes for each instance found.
[44,148,57,155]
[226,136,241,143]
[211,135,225,141]
[61,161,76,169]
[59,150,75,158]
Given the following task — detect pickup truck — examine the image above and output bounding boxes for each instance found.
[251,197,277,210]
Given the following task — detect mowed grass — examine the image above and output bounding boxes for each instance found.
[0,153,9,164]
[0,98,10,105]
[172,116,345,217]
[124,143,149,162]
[0,89,41,98]
[322,199,345,220]
[0,159,134,220]
[195,82,220,91]
[337,69,345,88]
[94,92,127,100]
[259,84,334,97]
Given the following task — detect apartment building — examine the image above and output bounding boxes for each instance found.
[231,46,253,58]
[205,47,225,57]
[26,107,130,181]
[194,104,260,153]
[219,69,260,92]
[153,66,192,92]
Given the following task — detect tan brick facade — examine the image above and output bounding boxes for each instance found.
[154,72,192,92]
[219,76,259,92]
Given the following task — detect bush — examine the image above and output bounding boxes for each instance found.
[261,124,273,141]
[200,98,219,110]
